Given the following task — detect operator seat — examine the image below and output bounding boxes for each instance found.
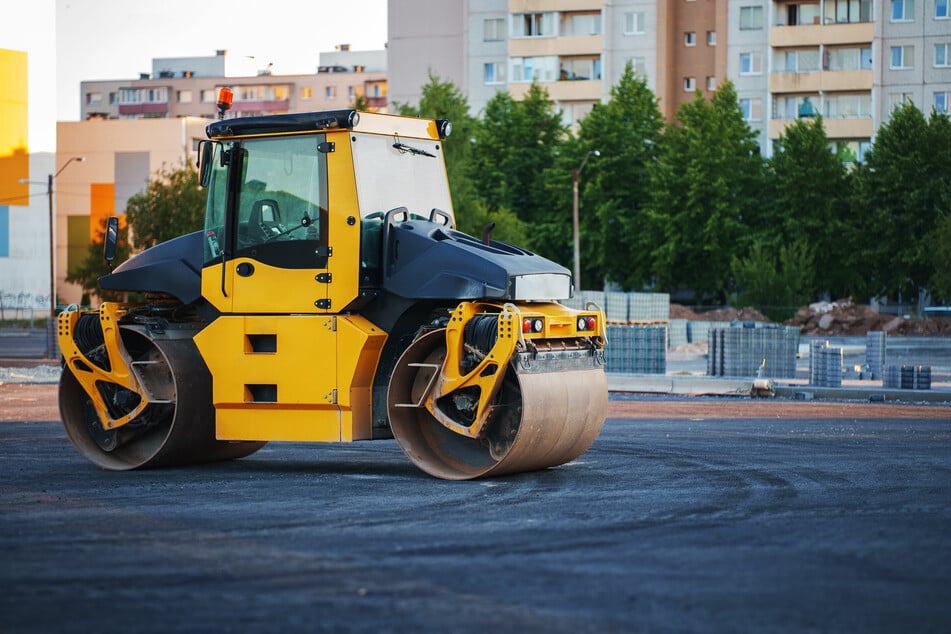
[248,198,285,242]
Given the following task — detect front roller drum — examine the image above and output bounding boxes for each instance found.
[60,334,264,470]
[387,329,607,480]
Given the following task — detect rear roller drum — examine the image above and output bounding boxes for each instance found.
[59,331,264,470]
[387,328,607,480]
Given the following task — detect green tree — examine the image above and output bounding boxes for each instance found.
[65,217,133,304]
[125,162,206,250]
[646,83,765,303]
[766,116,854,298]
[850,103,951,302]
[928,212,951,302]
[569,61,664,289]
[731,239,815,321]
[65,163,206,304]
[469,84,566,234]
[396,73,480,228]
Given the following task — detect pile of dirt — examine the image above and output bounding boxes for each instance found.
[669,304,770,323]
[670,300,951,336]
[784,298,951,337]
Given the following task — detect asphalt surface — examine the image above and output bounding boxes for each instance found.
[2,410,950,633]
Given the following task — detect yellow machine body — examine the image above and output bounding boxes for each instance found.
[57,109,608,479]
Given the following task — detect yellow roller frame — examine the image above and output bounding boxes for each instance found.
[58,303,149,430]
[422,301,605,439]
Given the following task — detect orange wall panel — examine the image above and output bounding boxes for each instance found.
[89,183,115,241]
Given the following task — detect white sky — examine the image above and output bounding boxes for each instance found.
[54,0,388,121]
[6,1,388,152]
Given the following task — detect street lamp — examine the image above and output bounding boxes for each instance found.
[572,150,600,290]
[47,157,86,317]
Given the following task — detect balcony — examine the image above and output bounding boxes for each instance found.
[118,103,169,116]
[770,69,872,93]
[769,117,872,138]
[770,21,873,47]
[509,0,602,12]
[509,34,602,58]
[509,79,600,102]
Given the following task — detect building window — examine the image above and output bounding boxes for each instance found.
[740,98,762,121]
[567,13,601,36]
[740,52,763,75]
[784,49,821,72]
[109,92,118,105]
[510,56,559,82]
[827,0,871,23]
[325,86,336,99]
[177,89,192,104]
[834,140,871,163]
[484,62,505,84]
[706,76,717,90]
[85,92,102,105]
[891,0,915,20]
[890,46,915,69]
[685,32,696,46]
[561,57,602,80]
[512,12,556,38]
[824,93,871,118]
[348,86,355,99]
[629,57,648,77]
[624,12,646,34]
[301,86,313,99]
[707,31,716,46]
[888,92,914,111]
[935,91,950,113]
[684,77,696,91]
[825,47,873,71]
[938,0,950,18]
[739,6,764,30]
[201,89,216,103]
[484,18,505,41]
[119,87,168,104]
[935,43,951,67]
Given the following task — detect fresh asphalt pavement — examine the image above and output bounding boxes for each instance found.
[2,409,950,633]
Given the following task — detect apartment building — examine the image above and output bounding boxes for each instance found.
[388,0,948,157]
[80,50,388,121]
[390,0,727,123]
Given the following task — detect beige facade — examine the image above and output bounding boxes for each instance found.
[388,0,948,159]
[55,117,211,304]
[81,51,387,121]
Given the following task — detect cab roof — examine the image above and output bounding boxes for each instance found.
[206,110,446,141]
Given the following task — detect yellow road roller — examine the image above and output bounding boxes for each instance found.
[57,104,607,479]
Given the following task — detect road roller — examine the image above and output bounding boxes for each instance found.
[57,102,607,479]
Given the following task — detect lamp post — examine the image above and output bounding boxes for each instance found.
[572,150,599,291]
[46,156,86,317]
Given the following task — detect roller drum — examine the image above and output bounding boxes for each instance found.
[59,333,264,470]
[387,328,606,480]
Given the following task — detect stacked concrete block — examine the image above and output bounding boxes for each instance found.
[605,323,668,374]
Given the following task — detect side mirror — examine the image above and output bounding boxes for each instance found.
[103,216,119,264]
[197,140,216,187]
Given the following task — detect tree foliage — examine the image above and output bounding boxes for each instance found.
[65,217,133,304]
[731,239,815,321]
[765,116,853,298]
[646,83,764,303]
[125,162,206,250]
[469,83,566,251]
[571,61,664,289]
[850,104,951,302]
[65,163,206,305]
